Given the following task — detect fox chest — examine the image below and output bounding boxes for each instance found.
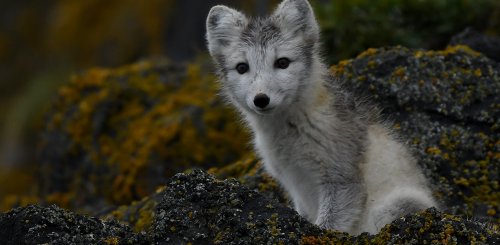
[253,121,338,219]
[254,118,338,174]
[257,125,316,169]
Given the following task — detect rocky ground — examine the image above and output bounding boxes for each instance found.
[0,205,148,244]
[1,170,498,244]
[1,36,499,243]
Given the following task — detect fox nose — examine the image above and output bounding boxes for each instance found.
[253,93,270,109]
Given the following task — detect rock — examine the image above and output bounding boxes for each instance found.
[374,208,499,244]
[450,28,500,62]
[146,170,500,244]
[106,157,287,235]
[151,169,325,244]
[1,170,498,244]
[0,205,148,245]
[106,157,288,234]
[209,157,289,205]
[303,207,500,244]
[35,59,249,212]
[333,45,500,222]
[105,188,164,233]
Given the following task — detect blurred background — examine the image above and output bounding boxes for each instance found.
[0,0,498,213]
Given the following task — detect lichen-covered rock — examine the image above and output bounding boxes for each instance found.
[0,205,148,245]
[105,188,164,233]
[150,170,499,244]
[209,157,289,205]
[372,208,499,244]
[333,45,500,222]
[151,169,326,244]
[37,59,250,212]
[106,157,287,234]
[1,171,498,244]
[302,208,500,244]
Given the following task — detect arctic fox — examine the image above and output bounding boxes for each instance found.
[206,0,437,234]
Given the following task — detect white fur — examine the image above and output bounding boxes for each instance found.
[358,125,437,234]
[206,0,438,234]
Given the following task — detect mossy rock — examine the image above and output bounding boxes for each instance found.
[37,59,250,212]
[333,45,500,222]
[106,157,287,234]
[105,187,164,234]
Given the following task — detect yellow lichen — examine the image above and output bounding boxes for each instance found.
[267,213,281,237]
[393,67,406,78]
[330,60,351,76]
[474,68,483,77]
[41,59,251,208]
[209,156,259,180]
[357,48,379,58]
[426,147,442,155]
[454,177,470,187]
[103,237,119,245]
[413,45,481,59]
[442,224,455,244]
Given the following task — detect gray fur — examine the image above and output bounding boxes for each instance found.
[206,0,437,234]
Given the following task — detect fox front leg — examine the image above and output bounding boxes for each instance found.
[314,181,366,233]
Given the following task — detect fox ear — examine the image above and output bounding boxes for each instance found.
[272,0,319,43]
[206,5,248,56]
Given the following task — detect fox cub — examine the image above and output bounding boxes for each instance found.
[206,0,437,234]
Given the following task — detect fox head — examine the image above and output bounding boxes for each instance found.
[206,0,324,116]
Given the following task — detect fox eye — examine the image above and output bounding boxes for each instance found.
[275,58,290,69]
[236,63,249,74]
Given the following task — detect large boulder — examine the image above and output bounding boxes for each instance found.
[151,169,324,244]
[36,59,250,212]
[333,45,499,221]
